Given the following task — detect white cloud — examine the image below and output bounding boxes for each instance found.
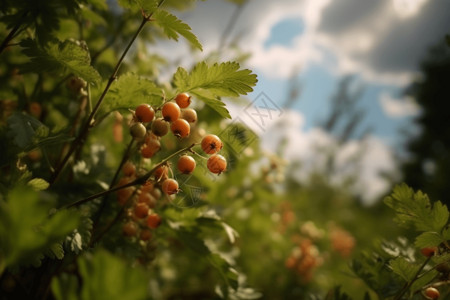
[227,106,397,203]
[379,93,420,118]
[179,0,449,86]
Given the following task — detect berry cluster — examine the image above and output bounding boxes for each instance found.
[285,238,323,283]
[114,93,227,244]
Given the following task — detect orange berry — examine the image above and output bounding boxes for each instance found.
[134,202,149,218]
[122,161,136,176]
[201,134,223,154]
[207,154,227,174]
[171,119,190,138]
[162,178,179,195]
[135,104,155,123]
[424,287,440,299]
[175,92,191,108]
[181,108,197,123]
[147,213,162,229]
[162,102,180,122]
[177,155,196,174]
[154,165,169,181]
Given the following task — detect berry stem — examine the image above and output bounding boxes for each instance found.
[49,1,166,185]
[394,256,431,300]
[60,143,198,209]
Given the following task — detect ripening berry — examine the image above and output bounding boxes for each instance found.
[175,92,191,108]
[28,102,42,118]
[122,161,136,177]
[151,118,170,137]
[147,213,162,229]
[162,102,180,122]
[141,138,161,158]
[207,154,227,174]
[201,134,223,154]
[123,221,138,237]
[130,122,147,139]
[424,287,440,299]
[162,178,179,195]
[135,104,155,123]
[134,202,149,219]
[181,108,197,123]
[171,119,190,138]
[154,165,169,181]
[140,229,152,241]
[177,155,196,174]
[151,187,162,199]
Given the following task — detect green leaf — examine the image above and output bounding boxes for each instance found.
[191,89,231,119]
[415,232,444,249]
[52,273,79,300]
[118,0,158,13]
[0,185,80,269]
[176,229,239,291]
[7,112,48,149]
[103,73,163,112]
[384,183,449,232]
[172,62,257,118]
[77,249,149,300]
[153,10,202,50]
[173,61,257,96]
[389,257,418,282]
[27,178,50,191]
[20,38,101,84]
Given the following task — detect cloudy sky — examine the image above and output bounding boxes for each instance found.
[170,0,450,202]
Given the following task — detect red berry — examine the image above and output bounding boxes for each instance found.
[201,134,223,154]
[171,119,190,138]
[140,229,152,241]
[162,178,179,195]
[207,154,227,174]
[135,104,155,123]
[151,118,170,136]
[424,287,440,299]
[134,202,149,219]
[177,155,196,174]
[181,108,197,123]
[420,247,437,257]
[162,102,180,122]
[175,92,191,108]
[141,138,160,158]
[123,221,138,236]
[147,213,162,229]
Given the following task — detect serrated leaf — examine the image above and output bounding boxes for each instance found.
[20,38,101,84]
[173,61,257,97]
[7,112,48,149]
[173,62,257,118]
[384,183,449,232]
[103,73,163,112]
[389,257,418,282]
[45,242,64,260]
[118,0,158,13]
[27,178,50,191]
[415,232,444,249]
[153,10,202,50]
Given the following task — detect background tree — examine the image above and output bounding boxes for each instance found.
[400,40,450,204]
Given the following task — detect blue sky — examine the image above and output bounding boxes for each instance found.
[173,0,450,202]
